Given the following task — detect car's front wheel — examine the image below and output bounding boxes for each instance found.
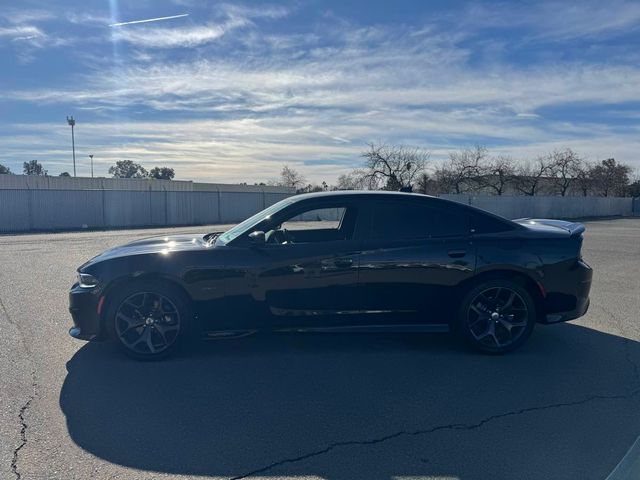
[456,279,536,354]
[106,280,193,360]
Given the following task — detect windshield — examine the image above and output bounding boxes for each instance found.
[217,197,297,245]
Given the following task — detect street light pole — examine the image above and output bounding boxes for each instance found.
[89,154,94,178]
[66,116,76,177]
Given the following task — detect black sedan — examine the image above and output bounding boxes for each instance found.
[69,191,592,359]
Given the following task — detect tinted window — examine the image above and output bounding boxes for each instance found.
[282,207,346,230]
[371,202,469,239]
[469,212,514,234]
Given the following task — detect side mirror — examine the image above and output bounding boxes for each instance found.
[248,230,266,246]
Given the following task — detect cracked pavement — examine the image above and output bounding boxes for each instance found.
[1,218,639,479]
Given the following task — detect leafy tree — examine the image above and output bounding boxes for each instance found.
[108,160,148,178]
[149,167,175,180]
[23,159,47,176]
[0,163,12,174]
[59,172,71,177]
[590,158,631,197]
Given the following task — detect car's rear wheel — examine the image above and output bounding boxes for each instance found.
[106,280,193,360]
[456,279,536,354]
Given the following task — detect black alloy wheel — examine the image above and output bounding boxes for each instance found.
[458,280,536,354]
[107,281,192,360]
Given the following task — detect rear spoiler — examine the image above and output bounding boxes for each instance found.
[514,218,586,237]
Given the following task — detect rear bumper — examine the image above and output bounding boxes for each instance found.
[540,260,592,324]
[69,283,103,341]
[544,297,590,324]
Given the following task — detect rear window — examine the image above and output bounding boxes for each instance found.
[469,212,515,234]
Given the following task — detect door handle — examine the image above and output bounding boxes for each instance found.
[333,257,354,268]
[448,250,467,258]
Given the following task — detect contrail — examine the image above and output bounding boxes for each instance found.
[109,13,189,27]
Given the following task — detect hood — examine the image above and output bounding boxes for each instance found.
[513,218,585,238]
[80,234,211,269]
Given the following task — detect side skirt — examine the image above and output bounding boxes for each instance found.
[275,324,451,334]
[202,324,451,338]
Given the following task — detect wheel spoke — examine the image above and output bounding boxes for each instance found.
[154,323,179,345]
[133,327,155,353]
[473,322,502,347]
[501,291,516,311]
[500,317,527,330]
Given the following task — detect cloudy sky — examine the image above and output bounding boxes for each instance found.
[1,0,639,183]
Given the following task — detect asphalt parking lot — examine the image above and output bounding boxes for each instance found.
[1,218,639,480]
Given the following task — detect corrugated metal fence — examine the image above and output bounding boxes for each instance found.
[440,194,635,219]
[0,176,293,233]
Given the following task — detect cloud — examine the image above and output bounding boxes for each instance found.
[0,9,54,25]
[1,1,639,181]
[458,0,640,42]
[112,23,229,48]
[109,3,289,49]
[0,24,46,41]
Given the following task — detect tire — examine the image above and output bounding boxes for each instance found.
[455,279,536,354]
[105,279,194,360]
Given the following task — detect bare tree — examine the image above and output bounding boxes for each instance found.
[590,158,631,197]
[514,156,554,196]
[278,165,307,190]
[574,161,595,197]
[434,145,486,194]
[479,155,515,195]
[361,143,429,190]
[627,172,640,197]
[335,171,368,190]
[415,172,438,195]
[550,148,582,196]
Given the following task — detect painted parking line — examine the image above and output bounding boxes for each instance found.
[606,435,640,480]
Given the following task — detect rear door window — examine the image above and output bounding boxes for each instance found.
[370,201,469,239]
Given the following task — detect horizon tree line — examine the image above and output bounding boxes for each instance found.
[274,144,639,198]
[2,145,639,197]
[0,159,175,180]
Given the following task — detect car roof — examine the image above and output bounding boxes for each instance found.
[291,190,438,202]
[287,190,521,228]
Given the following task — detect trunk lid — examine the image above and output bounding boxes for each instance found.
[514,218,585,238]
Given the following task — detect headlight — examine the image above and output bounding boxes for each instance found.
[77,273,99,288]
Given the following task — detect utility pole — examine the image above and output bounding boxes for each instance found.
[89,154,94,178]
[67,116,76,177]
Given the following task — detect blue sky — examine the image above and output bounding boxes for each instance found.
[1,0,639,182]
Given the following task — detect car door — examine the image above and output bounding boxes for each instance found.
[252,200,365,328]
[357,198,476,325]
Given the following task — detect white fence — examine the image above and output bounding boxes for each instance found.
[440,194,635,219]
[0,176,293,233]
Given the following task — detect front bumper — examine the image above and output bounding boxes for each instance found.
[69,283,103,341]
